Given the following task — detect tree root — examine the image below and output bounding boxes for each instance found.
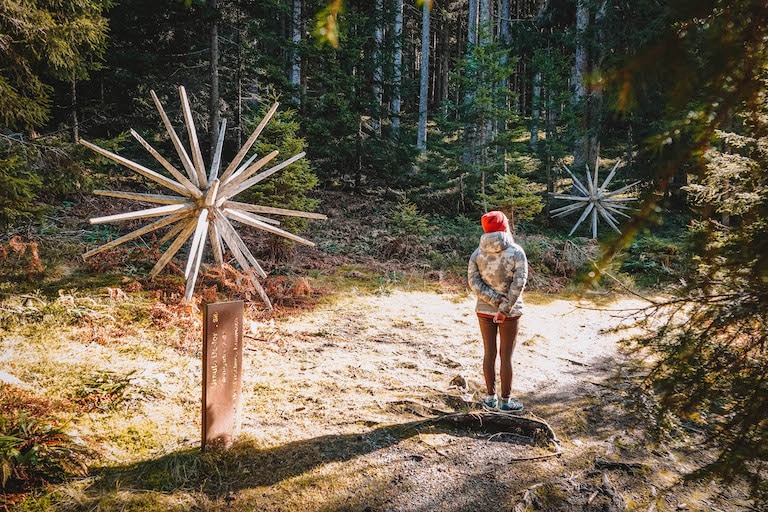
[595,457,649,474]
[418,410,562,453]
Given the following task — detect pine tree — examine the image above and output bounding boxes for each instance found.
[605,0,768,503]
[0,0,111,131]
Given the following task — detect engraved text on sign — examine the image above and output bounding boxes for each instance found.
[202,301,244,450]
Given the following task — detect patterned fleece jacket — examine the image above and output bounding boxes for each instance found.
[467,230,528,317]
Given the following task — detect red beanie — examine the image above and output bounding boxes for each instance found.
[481,211,509,233]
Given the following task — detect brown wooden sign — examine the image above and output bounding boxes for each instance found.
[202,301,244,450]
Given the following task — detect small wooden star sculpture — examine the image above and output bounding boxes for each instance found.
[551,159,638,239]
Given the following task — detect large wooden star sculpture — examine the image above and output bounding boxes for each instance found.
[80,86,326,308]
[550,159,639,239]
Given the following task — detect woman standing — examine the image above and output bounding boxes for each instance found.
[467,211,528,411]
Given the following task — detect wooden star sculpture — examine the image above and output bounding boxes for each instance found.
[550,159,638,239]
[80,86,326,308]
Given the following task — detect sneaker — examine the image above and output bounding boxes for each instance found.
[500,397,524,412]
[482,395,498,409]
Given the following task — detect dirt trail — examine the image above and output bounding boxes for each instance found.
[7,286,745,510]
[245,291,646,429]
[226,290,663,511]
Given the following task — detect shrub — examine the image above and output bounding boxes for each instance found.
[0,412,88,493]
[378,199,435,260]
[619,235,682,287]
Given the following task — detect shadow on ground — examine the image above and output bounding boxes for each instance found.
[86,412,551,498]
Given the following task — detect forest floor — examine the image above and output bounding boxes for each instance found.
[0,191,757,511]
[2,286,756,511]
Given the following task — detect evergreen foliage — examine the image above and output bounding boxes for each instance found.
[480,170,543,225]
[238,101,319,259]
[636,106,768,502]
[0,0,111,131]
[607,0,768,501]
[0,141,42,228]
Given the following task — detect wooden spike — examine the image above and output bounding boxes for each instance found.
[568,203,595,236]
[208,221,224,267]
[150,90,200,186]
[214,214,267,278]
[178,86,208,188]
[82,213,188,259]
[602,196,639,203]
[209,118,227,184]
[204,179,220,207]
[585,164,596,198]
[602,203,633,219]
[80,139,191,197]
[246,269,273,310]
[561,164,591,197]
[224,208,315,246]
[551,202,588,218]
[550,194,592,202]
[215,222,250,273]
[149,218,198,278]
[221,205,280,225]
[213,216,258,277]
[603,181,642,198]
[598,160,622,192]
[183,229,208,302]
[93,190,189,205]
[185,209,209,279]
[591,208,598,239]
[595,203,622,233]
[130,129,202,198]
[593,156,600,191]
[602,201,635,209]
[228,152,260,183]
[221,152,306,202]
[220,150,279,192]
[220,102,280,183]
[156,218,187,248]
[223,200,327,220]
[90,203,193,225]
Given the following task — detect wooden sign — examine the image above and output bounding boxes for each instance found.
[202,300,244,450]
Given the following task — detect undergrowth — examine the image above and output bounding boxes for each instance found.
[0,411,89,496]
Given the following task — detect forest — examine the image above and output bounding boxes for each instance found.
[1,0,767,510]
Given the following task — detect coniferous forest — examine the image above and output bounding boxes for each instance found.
[1,1,767,510]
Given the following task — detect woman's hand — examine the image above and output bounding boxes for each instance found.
[493,311,507,323]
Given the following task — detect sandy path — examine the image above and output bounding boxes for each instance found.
[241,290,647,442]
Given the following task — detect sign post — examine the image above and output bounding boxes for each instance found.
[202,301,244,450]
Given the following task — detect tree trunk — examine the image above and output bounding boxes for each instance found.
[391,0,403,139]
[235,1,243,149]
[70,79,78,143]
[545,85,555,217]
[571,0,589,175]
[462,0,479,167]
[499,0,511,133]
[290,0,302,105]
[479,0,493,160]
[586,0,608,171]
[530,71,541,148]
[416,0,430,153]
[209,0,221,156]
[372,0,384,137]
[626,113,634,169]
[479,0,491,46]
[439,9,450,115]
[467,0,478,46]
[500,0,510,48]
